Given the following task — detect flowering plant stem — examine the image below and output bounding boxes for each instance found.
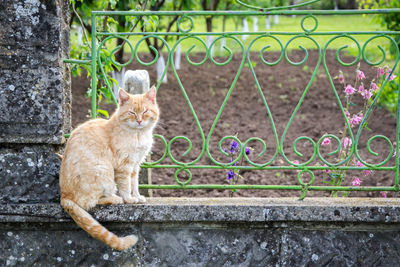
[328,65,379,197]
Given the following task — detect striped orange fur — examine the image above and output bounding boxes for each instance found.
[60,87,159,250]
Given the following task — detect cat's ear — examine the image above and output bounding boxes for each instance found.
[145,85,157,103]
[118,88,130,105]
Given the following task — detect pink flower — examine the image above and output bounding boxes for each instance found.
[364,170,372,176]
[378,67,385,76]
[362,90,372,100]
[322,137,330,146]
[393,149,400,158]
[323,164,330,173]
[356,161,364,167]
[344,85,356,95]
[358,85,364,93]
[293,160,299,165]
[351,114,363,126]
[344,137,352,149]
[357,70,366,80]
[386,73,396,81]
[352,177,361,186]
[344,110,350,118]
[338,74,344,84]
[370,83,379,92]
[381,191,387,198]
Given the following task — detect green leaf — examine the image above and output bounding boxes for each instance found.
[97,109,109,118]
[99,86,112,101]
[109,77,119,89]
[107,17,118,25]
[109,0,117,9]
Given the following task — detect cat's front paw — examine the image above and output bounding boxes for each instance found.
[136,195,146,203]
[123,195,146,204]
[123,196,140,204]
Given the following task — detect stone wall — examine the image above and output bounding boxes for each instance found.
[0,0,70,204]
[1,198,400,266]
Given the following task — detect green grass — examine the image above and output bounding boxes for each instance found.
[126,15,389,59]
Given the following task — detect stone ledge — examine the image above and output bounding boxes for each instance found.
[1,197,400,223]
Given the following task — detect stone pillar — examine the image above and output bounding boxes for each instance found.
[0,0,70,203]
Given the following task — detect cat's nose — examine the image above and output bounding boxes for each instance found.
[137,120,142,125]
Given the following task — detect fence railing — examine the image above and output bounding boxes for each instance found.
[66,6,400,199]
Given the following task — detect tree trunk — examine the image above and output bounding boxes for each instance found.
[206,17,213,32]
[115,37,124,65]
[346,0,356,9]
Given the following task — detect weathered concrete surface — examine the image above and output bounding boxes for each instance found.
[2,198,400,223]
[1,198,400,266]
[0,145,61,204]
[0,0,71,143]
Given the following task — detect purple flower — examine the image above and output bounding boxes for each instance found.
[381,191,387,198]
[227,170,235,180]
[229,158,237,166]
[245,147,250,155]
[230,140,239,153]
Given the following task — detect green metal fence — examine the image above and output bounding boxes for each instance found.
[66,4,400,199]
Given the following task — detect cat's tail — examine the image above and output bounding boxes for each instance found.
[60,198,137,251]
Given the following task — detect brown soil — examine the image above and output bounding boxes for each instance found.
[71,50,397,198]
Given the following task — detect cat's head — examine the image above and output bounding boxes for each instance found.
[117,85,159,130]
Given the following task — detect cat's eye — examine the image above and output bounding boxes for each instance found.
[142,109,149,115]
[129,111,136,116]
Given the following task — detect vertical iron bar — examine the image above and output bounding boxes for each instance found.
[396,69,400,188]
[91,13,97,119]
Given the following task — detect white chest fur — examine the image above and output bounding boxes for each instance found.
[111,130,153,171]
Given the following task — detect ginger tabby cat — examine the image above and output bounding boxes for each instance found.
[60,86,159,250]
